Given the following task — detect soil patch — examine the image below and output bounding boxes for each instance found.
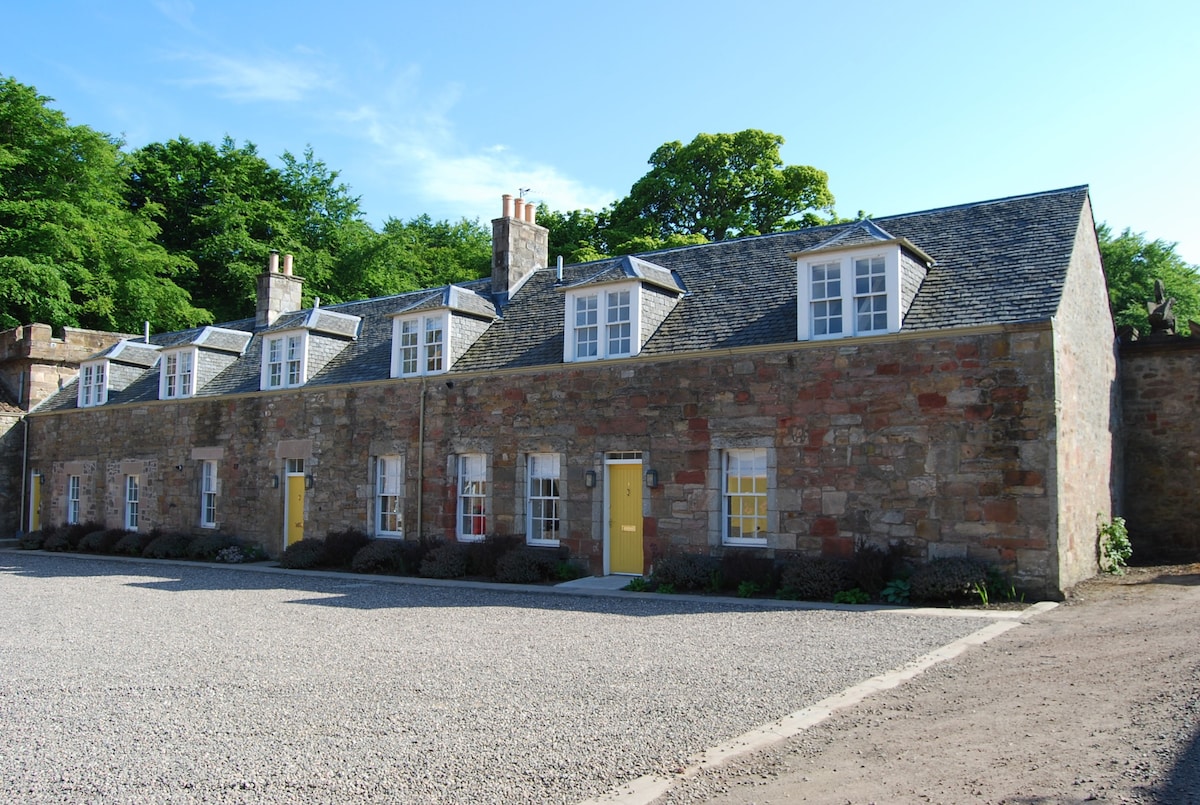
[655,564,1200,804]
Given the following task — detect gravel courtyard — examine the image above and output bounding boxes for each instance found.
[0,552,995,804]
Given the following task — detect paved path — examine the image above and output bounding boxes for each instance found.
[0,551,1007,804]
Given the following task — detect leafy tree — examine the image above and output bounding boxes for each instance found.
[603,130,834,249]
[1099,223,1200,336]
[331,215,491,301]
[538,205,607,264]
[0,76,208,332]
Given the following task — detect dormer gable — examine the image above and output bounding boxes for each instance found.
[78,340,161,408]
[790,220,932,341]
[559,256,685,362]
[388,285,498,378]
[259,304,361,391]
[159,326,252,400]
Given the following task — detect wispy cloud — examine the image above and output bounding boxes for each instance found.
[339,71,614,220]
[151,0,195,28]
[170,50,333,103]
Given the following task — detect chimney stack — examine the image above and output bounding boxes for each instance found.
[257,252,304,328]
[491,194,548,307]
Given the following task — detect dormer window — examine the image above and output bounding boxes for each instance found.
[78,361,107,407]
[565,282,639,361]
[261,331,307,390]
[391,312,447,377]
[160,349,196,399]
[794,220,930,342]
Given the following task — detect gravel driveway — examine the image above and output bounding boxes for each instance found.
[0,552,995,804]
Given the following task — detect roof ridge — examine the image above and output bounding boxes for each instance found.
[874,185,1089,222]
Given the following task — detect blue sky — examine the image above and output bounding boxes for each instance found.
[4,0,1198,263]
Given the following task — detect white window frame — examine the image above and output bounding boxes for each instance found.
[390,312,449,377]
[526,453,561,546]
[563,282,641,362]
[457,453,488,542]
[261,331,308,390]
[200,460,218,528]
[125,474,140,532]
[160,347,197,399]
[375,455,404,538]
[78,361,108,407]
[67,475,81,525]
[796,247,901,340]
[853,255,889,334]
[722,448,768,546]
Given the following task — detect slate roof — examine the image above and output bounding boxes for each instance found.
[36,186,1091,411]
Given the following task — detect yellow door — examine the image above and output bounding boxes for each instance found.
[609,464,643,574]
[30,473,42,532]
[286,474,305,546]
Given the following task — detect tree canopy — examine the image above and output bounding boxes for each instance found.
[0,76,208,332]
[1099,224,1200,336]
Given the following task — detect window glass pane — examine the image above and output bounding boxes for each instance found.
[527,453,561,543]
[724,449,767,543]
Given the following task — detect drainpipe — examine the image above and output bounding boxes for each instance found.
[416,379,426,542]
[18,416,28,535]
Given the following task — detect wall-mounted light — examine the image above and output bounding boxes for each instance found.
[175,464,184,472]
[645,468,659,489]
[272,474,280,489]
[304,474,314,489]
[584,470,597,489]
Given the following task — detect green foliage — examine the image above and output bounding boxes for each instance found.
[1098,515,1132,575]
[493,548,556,584]
[736,580,761,598]
[847,539,904,596]
[777,555,851,601]
[141,532,194,559]
[464,534,525,578]
[623,577,650,592]
[908,557,992,603]
[77,528,127,553]
[187,532,243,561]
[833,588,871,605]
[323,528,371,568]
[279,538,330,570]
[351,539,409,575]
[650,553,720,592]
[1099,223,1200,336]
[656,583,677,595]
[18,528,48,550]
[880,578,911,605]
[604,130,834,247]
[113,530,155,556]
[214,544,265,563]
[719,550,777,593]
[419,542,468,579]
[0,76,210,332]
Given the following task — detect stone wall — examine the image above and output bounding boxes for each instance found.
[27,322,1076,596]
[1120,336,1200,560]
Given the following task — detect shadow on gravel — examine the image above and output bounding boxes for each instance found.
[0,552,804,618]
[1132,572,1200,588]
[1156,720,1200,801]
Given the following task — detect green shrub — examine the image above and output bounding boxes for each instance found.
[419,543,468,579]
[650,553,720,592]
[494,549,553,584]
[624,577,650,592]
[833,588,871,604]
[18,528,48,550]
[1098,515,1132,575]
[553,560,585,581]
[64,521,103,550]
[908,557,992,603]
[880,578,911,604]
[397,537,438,574]
[465,534,524,577]
[351,540,409,575]
[323,528,371,568]
[114,530,155,556]
[142,532,194,559]
[777,555,851,601]
[847,539,904,596]
[41,527,71,552]
[78,528,128,553]
[719,550,777,593]
[279,538,330,570]
[736,580,761,598]
[188,532,243,561]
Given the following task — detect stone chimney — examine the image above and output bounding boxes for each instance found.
[256,250,304,328]
[492,194,548,304]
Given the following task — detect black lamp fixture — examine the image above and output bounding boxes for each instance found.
[304,474,314,489]
[584,469,597,489]
[645,468,659,489]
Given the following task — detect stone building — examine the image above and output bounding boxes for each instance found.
[18,187,1119,597]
